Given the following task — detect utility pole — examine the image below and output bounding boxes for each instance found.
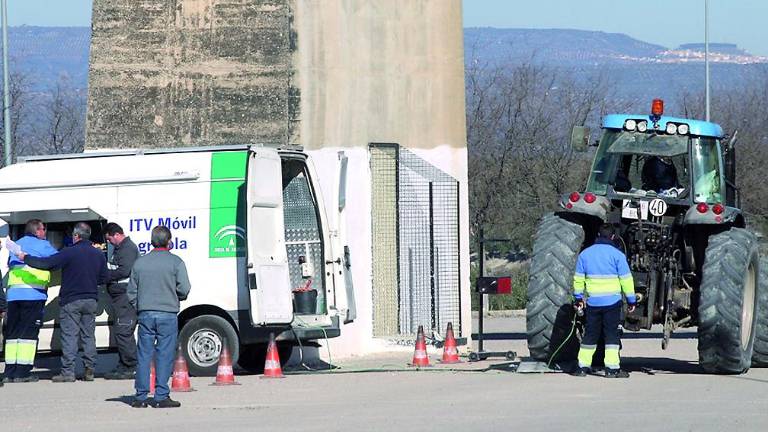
[704,0,711,121]
[1,0,11,166]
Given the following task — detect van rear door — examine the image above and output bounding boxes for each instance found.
[245,148,293,325]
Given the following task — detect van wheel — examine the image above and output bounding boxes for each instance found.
[238,342,294,373]
[179,315,239,377]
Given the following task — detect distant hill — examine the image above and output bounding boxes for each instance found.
[7,26,90,92]
[4,26,766,113]
[464,28,768,110]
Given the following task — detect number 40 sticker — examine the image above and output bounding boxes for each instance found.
[649,198,668,217]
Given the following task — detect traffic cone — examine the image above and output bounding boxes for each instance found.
[410,325,431,367]
[149,359,156,395]
[262,333,285,379]
[171,345,195,392]
[211,339,240,386]
[440,322,462,364]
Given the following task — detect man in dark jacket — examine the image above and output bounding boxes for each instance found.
[20,222,107,383]
[127,225,191,408]
[103,222,139,380]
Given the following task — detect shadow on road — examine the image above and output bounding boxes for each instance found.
[471,331,696,341]
[622,357,702,374]
[105,396,134,406]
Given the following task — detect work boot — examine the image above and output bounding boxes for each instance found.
[83,368,95,382]
[153,397,182,408]
[51,374,76,383]
[605,368,630,378]
[131,399,149,408]
[571,367,590,377]
[14,375,39,383]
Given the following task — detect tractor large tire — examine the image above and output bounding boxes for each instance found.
[698,228,759,374]
[751,257,768,367]
[526,213,584,363]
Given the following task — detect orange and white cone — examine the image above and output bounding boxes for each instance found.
[211,339,240,386]
[440,322,462,364]
[410,325,431,367]
[171,345,195,392]
[262,333,285,379]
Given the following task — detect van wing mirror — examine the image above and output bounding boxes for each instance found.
[570,126,590,153]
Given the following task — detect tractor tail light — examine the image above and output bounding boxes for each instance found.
[569,192,581,202]
[712,203,725,215]
[584,193,596,204]
[696,203,709,214]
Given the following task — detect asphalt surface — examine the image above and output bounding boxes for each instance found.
[2,316,767,431]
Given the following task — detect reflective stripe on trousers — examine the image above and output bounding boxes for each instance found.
[4,339,38,365]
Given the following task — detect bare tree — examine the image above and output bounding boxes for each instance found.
[31,76,86,155]
[467,60,626,250]
[0,69,34,165]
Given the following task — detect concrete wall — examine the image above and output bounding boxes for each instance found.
[87,0,298,148]
[86,0,468,359]
[293,0,468,358]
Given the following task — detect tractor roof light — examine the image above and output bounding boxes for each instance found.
[569,192,581,202]
[678,123,690,135]
[651,99,664,117]
[712,203,725,215]
[696,202,709,214]
[666,123,678,135]
[584,192,597,204]
[624,119,637,131]
[637,121,648,132]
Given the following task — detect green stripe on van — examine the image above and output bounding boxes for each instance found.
[210,151,247,258]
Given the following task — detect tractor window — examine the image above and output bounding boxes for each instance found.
[691,137,724,203]
[587,130,690,196]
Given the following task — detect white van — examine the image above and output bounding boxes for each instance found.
[0,145,356,375]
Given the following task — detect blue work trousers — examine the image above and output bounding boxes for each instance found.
[134,311,178,402]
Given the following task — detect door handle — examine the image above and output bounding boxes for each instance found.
[325,258,341,265]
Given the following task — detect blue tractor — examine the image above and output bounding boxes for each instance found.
[526,100,767,373]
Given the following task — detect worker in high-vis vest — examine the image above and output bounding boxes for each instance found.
[571,223,636,378]
[2,219,58,383]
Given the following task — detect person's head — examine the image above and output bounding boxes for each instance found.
[25,219,47,240]
[104,222,126,246]
[151,225,172,249]
[72,222,92,243]
[597,223,617,242]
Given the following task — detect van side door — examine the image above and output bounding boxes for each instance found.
[246,148,293,325]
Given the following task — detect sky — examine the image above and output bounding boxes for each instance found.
[464,0,768,56]
[4,0,768,56]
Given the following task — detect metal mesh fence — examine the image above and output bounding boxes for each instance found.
[283,168,326,314]
[370,144,461,337]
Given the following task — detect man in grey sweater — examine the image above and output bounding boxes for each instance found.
[127,226,191,408]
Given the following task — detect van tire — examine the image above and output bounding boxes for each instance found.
[238,343,294,373]
[179,315,240,377]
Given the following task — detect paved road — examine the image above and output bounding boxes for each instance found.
[2,316,767,431]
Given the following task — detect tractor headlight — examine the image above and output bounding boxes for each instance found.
[624,119,637,131]
[637,121,648,132]
[666,123,678,134]
[677,123,689,135]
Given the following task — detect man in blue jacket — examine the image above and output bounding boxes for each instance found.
[3,219,58,383]
[20,222,107,382]
[572,224,636,378]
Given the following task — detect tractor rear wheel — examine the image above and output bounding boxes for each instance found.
[751,257,768,367]
[698,228,759,374]
[526,214,584,363]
